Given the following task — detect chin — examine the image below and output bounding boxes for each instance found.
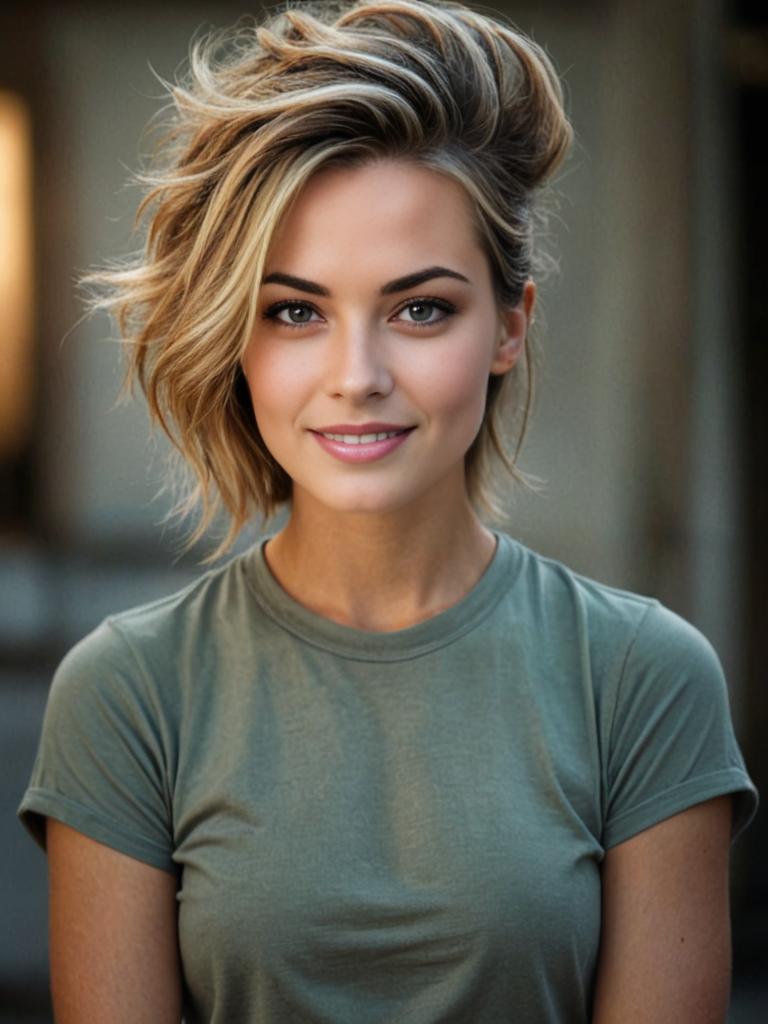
[305,482,423,517]
[325,495,412,516]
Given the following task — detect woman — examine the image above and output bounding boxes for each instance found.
[18,1,758,1021]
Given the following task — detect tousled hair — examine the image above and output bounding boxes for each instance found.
[83,0,573,562]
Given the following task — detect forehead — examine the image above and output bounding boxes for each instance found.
[265,159,485,273]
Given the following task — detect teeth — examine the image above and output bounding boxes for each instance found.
[321,430,403,444]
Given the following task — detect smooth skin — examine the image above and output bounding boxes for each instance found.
[47,158,735,1021]
[593,795,733,1023]
[47,820,182,1023]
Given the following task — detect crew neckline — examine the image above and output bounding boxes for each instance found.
[241,529,519,662]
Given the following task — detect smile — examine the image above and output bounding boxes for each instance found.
[319,430,404,444]
[310,427,415,463]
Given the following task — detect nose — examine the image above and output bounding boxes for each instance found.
[324,321,394,403]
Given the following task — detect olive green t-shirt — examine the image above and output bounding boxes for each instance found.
[18,530,758,1023]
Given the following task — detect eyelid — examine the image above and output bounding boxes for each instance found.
[261,295,456,329]
[392,296,456,326]
[260,299,324,328]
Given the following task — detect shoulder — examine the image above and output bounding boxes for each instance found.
[503,533,660,656]
[500,540,758,845]
[50,544,261,707]
[105,544,259,653]
[504,534,729,666]
[506,531,731,698]
[500,534,747,758]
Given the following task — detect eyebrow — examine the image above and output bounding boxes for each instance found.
[261,265,471,297]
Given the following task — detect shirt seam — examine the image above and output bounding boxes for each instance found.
[602,767,757,847]
[604,599,659,783]
[246,580,513,662]
[242,532,519,663]
[20,786,175,867]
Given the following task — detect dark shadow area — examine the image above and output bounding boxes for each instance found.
[732,0,768,1002]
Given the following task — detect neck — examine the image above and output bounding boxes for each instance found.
[262,490,499,633]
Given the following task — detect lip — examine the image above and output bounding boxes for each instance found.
[312,422,414,434]
[311,426,415,464]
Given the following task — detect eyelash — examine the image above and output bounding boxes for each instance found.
[260,296,457,331]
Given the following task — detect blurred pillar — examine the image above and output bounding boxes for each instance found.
[689,0,747,720]
[0,91,34,462]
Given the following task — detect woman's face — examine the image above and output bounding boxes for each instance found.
[241,158,533,519]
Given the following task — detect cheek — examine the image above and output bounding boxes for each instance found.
[411,338,492,424]
[241,344,310,426]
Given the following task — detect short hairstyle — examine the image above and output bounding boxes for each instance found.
[84,0,573,562]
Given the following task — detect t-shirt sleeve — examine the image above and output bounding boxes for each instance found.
[16,617,176,874]
[602,599,758,849]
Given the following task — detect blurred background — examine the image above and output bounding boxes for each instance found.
[1,0,765,1019]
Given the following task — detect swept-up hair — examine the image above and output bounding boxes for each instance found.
[83,0,573,562]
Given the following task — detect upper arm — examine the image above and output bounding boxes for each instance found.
[47,818,183,1024]
[593,795,733,1024]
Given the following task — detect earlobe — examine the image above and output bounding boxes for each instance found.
[489,309,525,376]
[489,333,524,376]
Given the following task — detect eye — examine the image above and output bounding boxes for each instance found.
[392,297,456,329]
[261,300,322,328]
[261,296,457,331]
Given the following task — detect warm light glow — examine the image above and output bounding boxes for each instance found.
[0,91,34,459]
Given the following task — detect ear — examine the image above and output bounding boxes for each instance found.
[489,279,536,376]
